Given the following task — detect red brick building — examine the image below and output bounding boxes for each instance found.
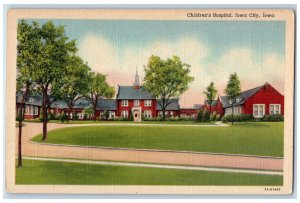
[201,82,284,118]
[220,82,284,118]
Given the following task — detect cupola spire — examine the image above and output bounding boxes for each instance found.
[133,67,140,89]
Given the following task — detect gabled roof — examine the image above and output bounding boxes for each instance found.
[220,84,265,108]
[156,99,180,110]
[193,104,203,109]
[96,99,117,111]
[117,86,155,100]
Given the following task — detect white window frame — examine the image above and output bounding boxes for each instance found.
[121,111,128,118]
[24,105,30,115]
[144,110,152,118]
[269,104,281,115]
[169,111,174,117]
[158,111,163,117]
[33,106,38,115]
[145,100,152,107]
[109,111,115,118]
[134,100,140,107]
[121,100,128,107]
[253,104,265,118]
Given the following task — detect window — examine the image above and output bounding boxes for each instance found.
[28,98,33,103]
[144,110,152,118]
[121,100,128,107]
[33,107,38,115]
[169,111,174,117]
[145,100,152,106]
[121,111,128,118]
[134,100,140,107]
[158,111,163,117]
[24,105,29,115]
[253,104,265,118]
[233,106,242,115]
[270,104,281,115]
[225,108,232,115]
[109,111,115,118]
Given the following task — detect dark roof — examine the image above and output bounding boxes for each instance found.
[16,92,43,106]
[193,104,203,109]
[220,85,264,108]
[117,86,155,100]
[156,99,180,110]
[96,99,117,111]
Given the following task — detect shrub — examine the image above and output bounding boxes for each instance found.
[203,110,210,122]
[222,114,254,123]
[210,111,217,121]
[72,112,78,120]
[215,114,221,121]
[263,114,284,122]
[129,111,134,121]
[16,112,22,121]
[60,113,67,123]
[196,110,204,122]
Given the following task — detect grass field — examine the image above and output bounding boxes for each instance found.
[16,159,283,185]
[32,122,283,157]
[25,119,217,125]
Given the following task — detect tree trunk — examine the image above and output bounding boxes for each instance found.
[93,105,97,121]
[42,90,48,141]
[231,104,234,125]
[17,104,24,167]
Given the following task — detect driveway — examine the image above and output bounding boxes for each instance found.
[16,122,283,171]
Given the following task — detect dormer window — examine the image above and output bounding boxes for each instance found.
[236,97,241,103]
[28,98,33,103]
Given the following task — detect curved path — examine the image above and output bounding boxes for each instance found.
[16,122,283,171]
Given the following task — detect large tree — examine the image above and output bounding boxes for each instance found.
[224,72,241,125]
[144,55,194,120]
[86,72,115,120]
[27,20,77,141]
[203,82,217,114]
[16,20,41,167]
[60,55,91,120]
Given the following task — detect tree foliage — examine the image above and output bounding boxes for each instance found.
[18,20,78,141]
[224,72,241,125]
[143,55,194,120]
[60,55,91,119]
[203,82,217,113]
[86,72,115,120]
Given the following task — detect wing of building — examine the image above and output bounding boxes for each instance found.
[201,82,284,118]
[16,71,199,120]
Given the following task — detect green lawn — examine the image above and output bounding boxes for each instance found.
[25,119,216,125]
[32,122,283,157]
[16,159,283,185]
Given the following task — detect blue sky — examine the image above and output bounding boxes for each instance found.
[33,19,286,107]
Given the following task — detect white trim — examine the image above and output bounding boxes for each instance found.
[253,104,265,118]
[144,100,152,106]
[121,110,128,118]
[134,100,140,107]
[121,100,128,107]
[143,110,152,118]
[269,104,281,115]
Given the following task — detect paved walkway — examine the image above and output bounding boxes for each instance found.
[23,156,283,175]
[16,122,283,171]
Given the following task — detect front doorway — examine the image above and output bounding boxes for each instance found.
[131,107,142,122]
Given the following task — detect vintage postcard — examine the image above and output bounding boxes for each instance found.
[6,9,294,194]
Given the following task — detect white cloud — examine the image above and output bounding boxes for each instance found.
[204,48,284,96]
[78,35,284,107]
